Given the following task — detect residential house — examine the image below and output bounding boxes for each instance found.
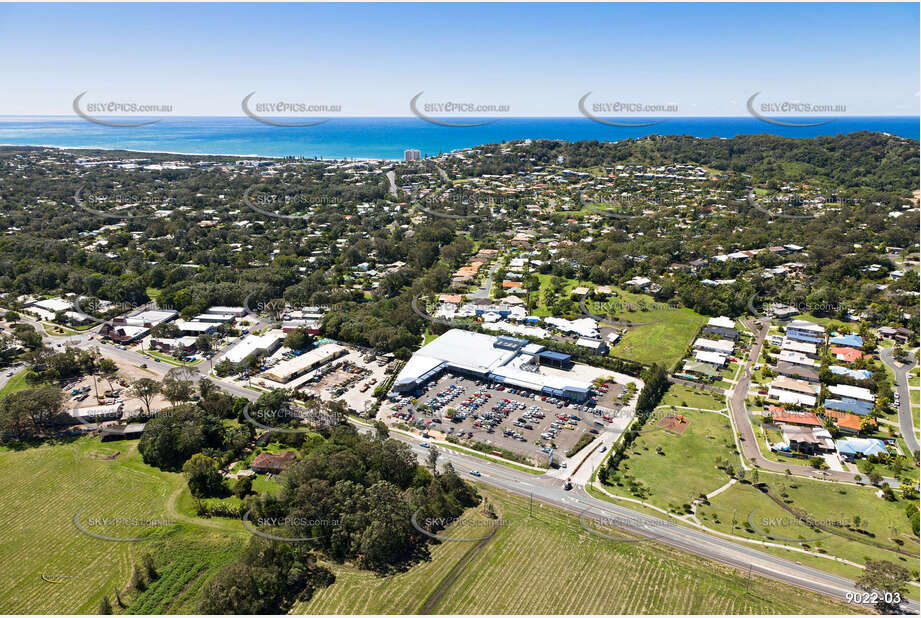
[785,320,825,345]
[774,361,820,383]
[829,346,864,363]
[704,316,738,340]
[251,451,297,474]
[836,437,887,461]
[768,376,818,407]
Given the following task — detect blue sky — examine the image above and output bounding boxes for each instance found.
[1,2,918,116]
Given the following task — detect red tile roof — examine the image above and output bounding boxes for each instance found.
[830,346,864,363]
[825,410,872,432]
[251,451,297,472]
[770,407,821,426]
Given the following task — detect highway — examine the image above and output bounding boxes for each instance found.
[33,319,918,613]
[880,347,920,456]
[399,438,911,613]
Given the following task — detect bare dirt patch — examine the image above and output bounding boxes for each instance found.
[657,414,690,434]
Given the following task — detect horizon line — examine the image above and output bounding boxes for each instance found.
[0,114,918,120]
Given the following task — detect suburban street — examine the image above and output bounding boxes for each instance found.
[729,320,903,486]
[880,346,920,456]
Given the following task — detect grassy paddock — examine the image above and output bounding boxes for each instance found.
[295,486,857,614]
[0,438,247,614]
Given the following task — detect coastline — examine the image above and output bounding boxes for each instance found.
[0,142,401,163]
[0,115,917,160]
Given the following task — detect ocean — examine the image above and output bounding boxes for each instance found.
[0,116,917,160]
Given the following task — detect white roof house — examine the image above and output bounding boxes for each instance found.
[707,316,736,330]
[695,350,727,366]
[262,343,348,383]
[827,384,875,403]
[778,350,816,367]
[32,297,73,313]
[787,319,825,334]
[206,306,247,317]
[544,317,599,339]
[781,338,817,356]
[125,309,178,327]
[693,338,735,354]
[768,377,817,407]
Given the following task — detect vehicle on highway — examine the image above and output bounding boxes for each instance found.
[468,470,481,477]
[419,442,430,448]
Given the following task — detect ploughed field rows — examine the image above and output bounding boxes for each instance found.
[0,439,185,614]
[297,487,856,615]
[293,509,488,614]
[124,535,243,614]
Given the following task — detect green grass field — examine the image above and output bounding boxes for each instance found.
[584,292,706,369]
[295,486,857,614]
[0,438,247,614]
[603,407,737,512]
[697,474,920,582]
[0,369,32,398]
[598,380,920,578]
[659,383,726,411]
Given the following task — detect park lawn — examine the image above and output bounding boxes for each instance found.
[698,474,920,579]
[0,437,247,614]
[602,408,738,513]
[297,485,856,615]
[0,369,34,398]
[913,404,920,430]
[910,389,920,405]
[909,376,920,387]
[659,383,726,411]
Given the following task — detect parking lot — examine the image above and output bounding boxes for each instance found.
[386,372,632,465]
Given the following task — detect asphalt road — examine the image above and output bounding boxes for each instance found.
[880,347,920,456]
[402,439,913,613]
[35,319,919,612]
[729,320,902,486]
